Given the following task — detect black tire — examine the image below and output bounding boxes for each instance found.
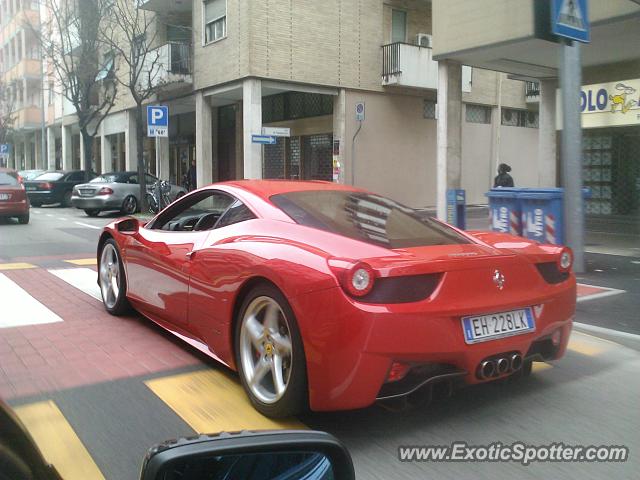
[17,212,29,224]
[0,445,32,480]
[146,193,159,214]
[84,209,100,217]
[121,195,138,215]
[98,239,132,316]
[61,190,72,207]
[235,284,308,418]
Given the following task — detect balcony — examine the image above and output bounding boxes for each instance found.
[136,0,192,13]
[382,42,472,91]
[138,42,192,91]
[14,105,42,129]
[525,81,540,103]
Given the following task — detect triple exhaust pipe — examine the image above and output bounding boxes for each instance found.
[478,353,523,379]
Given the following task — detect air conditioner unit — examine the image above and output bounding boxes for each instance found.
[416,33,432,48]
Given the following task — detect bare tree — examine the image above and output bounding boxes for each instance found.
[31,0,117,173]
[101,1,171,210]
[0,79,17,148]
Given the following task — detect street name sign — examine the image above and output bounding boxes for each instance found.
[252,135,277,145]
[262,127,290,137]
[147,105,169,137]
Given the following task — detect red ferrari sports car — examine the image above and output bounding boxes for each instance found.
[97,180,575,417]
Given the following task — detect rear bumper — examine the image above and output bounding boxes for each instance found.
[0,200,29,216]
[71,195,123,210]
[27,191,60,204]
[293,279,576,412]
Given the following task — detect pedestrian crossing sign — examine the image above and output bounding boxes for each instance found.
[551,0,590,43]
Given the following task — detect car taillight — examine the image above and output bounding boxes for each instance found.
[17,176,25,189]
[40,182,53,190]
[343,263,375,297]
[557,247,573,272]
[97,187,114,195]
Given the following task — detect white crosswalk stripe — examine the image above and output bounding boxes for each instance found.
[48,268,102,301]
[0,273,63,328]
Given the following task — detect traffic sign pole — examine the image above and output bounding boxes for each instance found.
[560,40,585,273]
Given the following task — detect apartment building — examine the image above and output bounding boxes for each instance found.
[0,0,45,170]
[4,0,542,209]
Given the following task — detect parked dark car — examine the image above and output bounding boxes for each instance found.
[24,170,97,207]
[0,168,30,224]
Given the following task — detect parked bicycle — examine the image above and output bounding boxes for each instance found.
[145,180,173,214]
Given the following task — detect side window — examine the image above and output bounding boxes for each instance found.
[151,190,234,232]
[216,200,256,228]
[66,172,84,182]
[128,175,139,184]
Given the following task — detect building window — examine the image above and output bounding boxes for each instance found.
[204,0,226,44]
[391,9,407,43]
[465,104,491,124]
[262,92,333,123]
[502,108,538,128]
[423,100,436,119]
[48,81,54,105]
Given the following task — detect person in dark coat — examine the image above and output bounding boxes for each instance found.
[187,160,197,191]
[494,163,514,187]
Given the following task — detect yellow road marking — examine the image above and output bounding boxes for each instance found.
[14,401,104,480]
[0,262,36,270]
[146,369,306,432]
[64,258,96,266]
[568,337,608,357]
[532,362,553,372]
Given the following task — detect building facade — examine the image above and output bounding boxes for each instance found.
[3,0,546,209]
[432,0,640,225]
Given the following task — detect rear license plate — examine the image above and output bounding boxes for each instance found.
[461,308,535,344]
[80,189,94,196]
[0,193,10,200]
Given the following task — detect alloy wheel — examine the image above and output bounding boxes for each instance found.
[99,244,120,309]
[123,196,137,214]
[239,296,293,404]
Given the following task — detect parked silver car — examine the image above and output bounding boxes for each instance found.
[71,171,186,216]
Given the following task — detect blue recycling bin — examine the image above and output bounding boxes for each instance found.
[519,188,591,245]
[446,189,465,229]
[485,188,522,235]
[519,189,564,245]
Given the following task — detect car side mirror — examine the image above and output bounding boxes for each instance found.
[140,430,355,480]
[116,217,140,235]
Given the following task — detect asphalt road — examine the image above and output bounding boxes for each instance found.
[0,206,638,480]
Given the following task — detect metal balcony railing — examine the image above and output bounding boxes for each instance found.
[382,42,403,80]
[525,81,540,98]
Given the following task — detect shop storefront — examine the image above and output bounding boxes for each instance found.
[580,79,640,221]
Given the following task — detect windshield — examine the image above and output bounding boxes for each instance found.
[90,174,127,183]
[0,172,19,186]
[34,172,64,181]
[271,190,470,248]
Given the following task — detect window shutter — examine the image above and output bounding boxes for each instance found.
[205,0,225,22]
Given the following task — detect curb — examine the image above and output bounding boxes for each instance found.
[573,322,640,352]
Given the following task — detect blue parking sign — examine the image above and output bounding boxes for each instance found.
[0,144,10,155]
[147,106,168,137]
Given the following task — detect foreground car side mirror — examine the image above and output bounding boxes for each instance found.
[140,430,355,480]
[116,217,140,234]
